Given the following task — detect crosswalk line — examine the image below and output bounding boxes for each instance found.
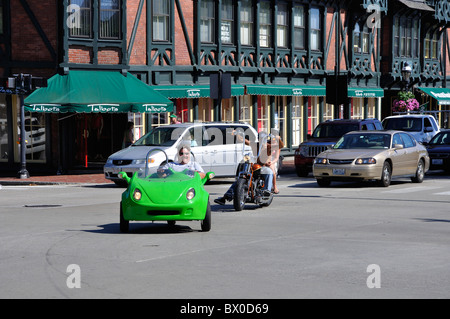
[382,186,442,194]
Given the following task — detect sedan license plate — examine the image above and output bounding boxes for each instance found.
[432,159,443,165]
[332,168,346,175]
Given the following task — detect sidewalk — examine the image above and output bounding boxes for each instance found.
[0,158,295,186]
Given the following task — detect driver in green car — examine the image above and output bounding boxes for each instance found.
[160,143,206,178]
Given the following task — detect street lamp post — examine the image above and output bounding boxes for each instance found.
[401,62,412,91]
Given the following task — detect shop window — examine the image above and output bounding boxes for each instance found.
[258,96,270,133]
[352,99,364,119]
[221,0,234,44]
[308,97,319,135]
[275,96,287,144]
[0,95,8,161]
[292,96,304,146]
[323,102,334,121]
[239,95,252,124]
[221,99,234,122]
[153,0,170,42]
[200,0,215,43]
[21,112,46,162]
[240,0,253,46]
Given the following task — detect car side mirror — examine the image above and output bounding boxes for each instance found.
[393,144,404,150]
[202,171,215,185]
[118,171,131,184]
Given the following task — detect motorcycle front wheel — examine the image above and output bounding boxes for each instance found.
[233,178,248,211]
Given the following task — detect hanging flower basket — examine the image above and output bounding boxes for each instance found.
[392,91,420,113]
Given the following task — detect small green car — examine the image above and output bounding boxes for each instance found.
[119,149,214,233]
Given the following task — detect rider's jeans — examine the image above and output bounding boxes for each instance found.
[260,166,273,191]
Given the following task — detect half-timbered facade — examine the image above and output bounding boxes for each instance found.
[1,0,449,175]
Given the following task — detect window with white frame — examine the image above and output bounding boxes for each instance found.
[221,0,234,44]
[153,0,170,41]
[259,1,271,47]
[293,5,305,49]
[240,0,253,46]
[200,0,215,43]
[310,7,321,51]
[68,0,121,39]
[277,3,288,48]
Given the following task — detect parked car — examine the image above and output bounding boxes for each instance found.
[313,130,430,187]
[382,114,440,144]
[424,129,450,172]
[294,119,383,177]
[104,122,258,185]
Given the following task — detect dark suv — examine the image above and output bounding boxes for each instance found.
[294,119,383,177]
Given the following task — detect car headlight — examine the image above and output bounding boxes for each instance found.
[133,159,146,165]
[106,158,113,164]
[299,145,309,157]
[186,188,195,200]
[133,188,142,201]
[314,157,328,164]
[355,158,377,165]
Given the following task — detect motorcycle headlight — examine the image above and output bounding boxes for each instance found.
[133,188,142,201]
[355,158,376,165]
[314,157,328,164]
[186,188,195,200]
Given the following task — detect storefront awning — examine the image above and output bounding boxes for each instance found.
[348,87,384,98]
[418,87,450,105]
[24,70,173,113]
[154,85,245,99]
[245,85,325,96]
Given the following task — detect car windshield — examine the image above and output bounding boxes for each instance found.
[133,126,186,147]
[312,124,359,138]
[429,132,450,145]
[383,118,422,132]
[138,165,196,181]
[334,133,391,149]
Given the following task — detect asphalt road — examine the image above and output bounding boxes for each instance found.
[0,171,449,299]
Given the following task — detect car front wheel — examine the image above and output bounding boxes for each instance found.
[120,202,129,233]
[378,161,392,187]
[411,159,425,183]
[201,201,211,232]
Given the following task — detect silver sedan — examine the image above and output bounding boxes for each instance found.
[313,130,430,187]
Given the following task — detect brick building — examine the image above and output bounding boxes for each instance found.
[1,0,449,175]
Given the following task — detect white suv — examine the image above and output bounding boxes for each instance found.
[104,122,258,185]
[382,115,440,143]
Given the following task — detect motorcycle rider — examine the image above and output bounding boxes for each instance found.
[214,132,275,205]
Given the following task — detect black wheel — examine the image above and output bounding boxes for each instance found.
[201,201,211,232]
[316,178,331,187]
[295,166,309,177]
[260,193,274,207]
[120,202,129,233]
[411,159,425,183]
[378,161,392,187]
[233,178,248,211]
[167,220,176,227]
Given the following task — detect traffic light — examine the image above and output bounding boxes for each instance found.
[0,74,47,94]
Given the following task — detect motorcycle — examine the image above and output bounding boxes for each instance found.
[233,131,274,211]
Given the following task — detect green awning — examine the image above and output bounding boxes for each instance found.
[418,87,450,105]
[245,85,325,96]
[24,70,173,113]
[154,85,245,98]
[348,87,384,98]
